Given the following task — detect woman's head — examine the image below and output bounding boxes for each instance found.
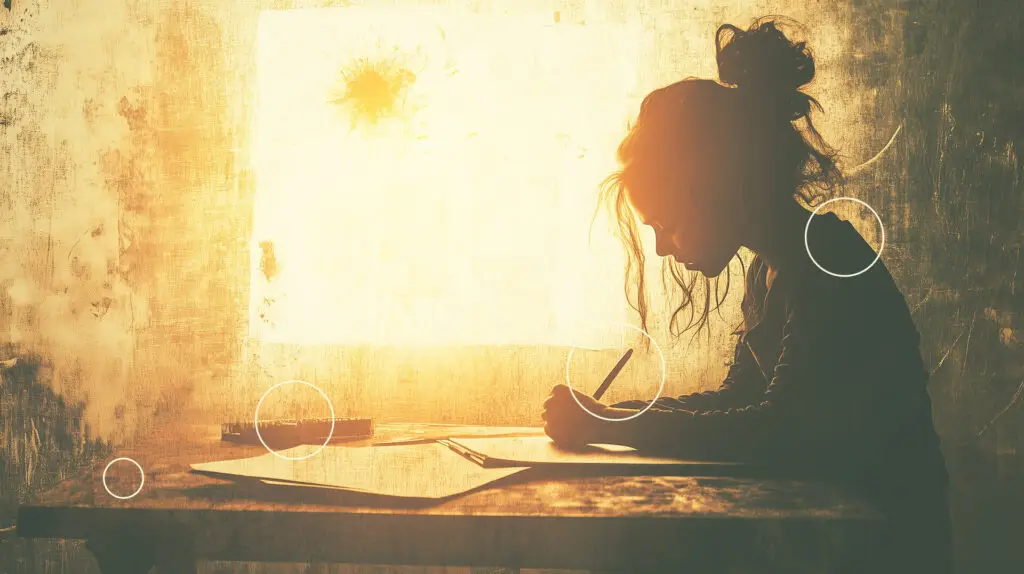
[600,17,841,338]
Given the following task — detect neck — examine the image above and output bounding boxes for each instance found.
[742,199,811,274]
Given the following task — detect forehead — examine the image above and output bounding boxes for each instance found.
[625,179,675,225]
[622,159,692,217]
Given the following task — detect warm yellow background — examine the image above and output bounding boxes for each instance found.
[1,0,887,444]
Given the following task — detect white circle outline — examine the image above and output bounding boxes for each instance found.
[254,379,336,461]
[805,196,886,278]
[564,322,666,422]
[101,457,145,500]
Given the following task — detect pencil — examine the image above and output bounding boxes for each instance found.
[593,348,633,401]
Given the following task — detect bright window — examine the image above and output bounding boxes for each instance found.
[250,7,643,348]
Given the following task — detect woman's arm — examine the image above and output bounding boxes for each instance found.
[589,303,877,461]
[675,338,769,410]
[610,338,768,412]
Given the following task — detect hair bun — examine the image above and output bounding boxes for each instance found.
[715,19,816,120]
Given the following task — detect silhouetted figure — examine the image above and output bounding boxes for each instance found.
[542,18,951,574]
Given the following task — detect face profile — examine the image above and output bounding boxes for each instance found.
[596,18,842,337]
[624,146,749,279]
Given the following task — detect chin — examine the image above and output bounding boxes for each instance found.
[696,258,730,278]
[675,254,728,278]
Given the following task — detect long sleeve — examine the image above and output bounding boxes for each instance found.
[610,339,766,412]
[672,338,769,410]
[621,297,880,464]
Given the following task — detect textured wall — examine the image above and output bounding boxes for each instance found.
[891,1,1024,569]
[0,0,250,445]
[2,0,862,442]
[1,0,1022,572]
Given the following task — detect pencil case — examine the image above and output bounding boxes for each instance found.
[221,417,374,446]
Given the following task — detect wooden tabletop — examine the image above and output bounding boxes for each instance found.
[17,421,883,573]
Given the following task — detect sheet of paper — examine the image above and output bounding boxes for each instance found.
[369,424,544,446]
[190,442,529,499]
[448,436,739,468]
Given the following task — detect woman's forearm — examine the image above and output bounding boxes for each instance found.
[594,407,687,449]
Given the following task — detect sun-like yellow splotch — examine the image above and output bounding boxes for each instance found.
[332,57,416,127]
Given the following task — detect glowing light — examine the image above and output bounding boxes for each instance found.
[250,7,642,347]
[331,56,417,128]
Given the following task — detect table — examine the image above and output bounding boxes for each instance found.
[16,422,883,573]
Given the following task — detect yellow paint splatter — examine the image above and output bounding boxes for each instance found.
[332,56,416,127]
[259,240,278,282]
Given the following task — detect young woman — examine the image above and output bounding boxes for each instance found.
[541,18,952,574]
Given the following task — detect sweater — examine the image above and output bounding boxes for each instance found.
[614,212,951,573]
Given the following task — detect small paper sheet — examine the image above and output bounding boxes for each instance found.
[448,436,739,468]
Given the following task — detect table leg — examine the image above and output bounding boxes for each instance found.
[86,535,156,574]
[153,528,198,574]
[153,548,197,574]
[152,557,197,574]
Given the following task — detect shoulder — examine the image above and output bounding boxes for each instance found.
[779,216,920,354]
[803,212,883,279]
[788,212,904,309]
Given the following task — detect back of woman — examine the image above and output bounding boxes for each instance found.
[539,16,953,573]
[745,215,951,572]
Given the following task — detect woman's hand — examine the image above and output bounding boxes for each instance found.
[542,384,604,446]
[542,384,645,447]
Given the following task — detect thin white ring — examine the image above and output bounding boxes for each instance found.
[101,457,145,500]
[805,196,886,278]
[254,379,336,461]
[564,322,666,422]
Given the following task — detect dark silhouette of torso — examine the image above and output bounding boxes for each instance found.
[615,212,951,573]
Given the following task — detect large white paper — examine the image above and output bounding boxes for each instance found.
[190,442,528,499]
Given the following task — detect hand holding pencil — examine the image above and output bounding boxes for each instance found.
[542,348,636,447]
